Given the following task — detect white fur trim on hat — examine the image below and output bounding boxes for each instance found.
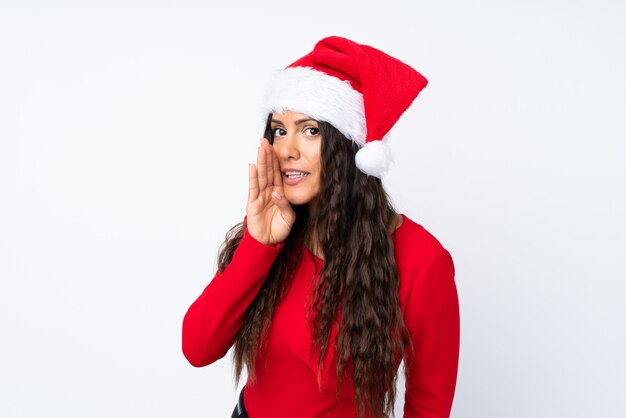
[261,67,367,146]
[355,139,393,178]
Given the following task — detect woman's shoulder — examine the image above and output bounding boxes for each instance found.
[393,213,453,276]
[393,214,455,307]
[393,214,450,258]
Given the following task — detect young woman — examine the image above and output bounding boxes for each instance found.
[182,36,460,418]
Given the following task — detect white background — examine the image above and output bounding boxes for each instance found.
[1,1,625,417]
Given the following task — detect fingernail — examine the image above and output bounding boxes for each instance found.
[273,191,282,200]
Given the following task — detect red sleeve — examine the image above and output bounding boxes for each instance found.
[403,250,460,417]
[182,229,283,367]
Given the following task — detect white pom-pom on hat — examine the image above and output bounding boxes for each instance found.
[355,140,393,178]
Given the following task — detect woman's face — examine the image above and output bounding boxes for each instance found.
[270,111,322,206]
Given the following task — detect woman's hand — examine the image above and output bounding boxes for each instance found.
[246,138,295,246]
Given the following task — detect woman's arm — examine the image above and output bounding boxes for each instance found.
[182,229,282,367]
[403,250,460,417]
[183,139,295,367]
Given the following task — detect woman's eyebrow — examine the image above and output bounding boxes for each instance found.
[271,118,316,126]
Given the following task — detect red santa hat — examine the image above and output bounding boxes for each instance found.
[261,36,428,178]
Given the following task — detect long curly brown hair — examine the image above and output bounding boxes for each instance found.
[217,116,410,418]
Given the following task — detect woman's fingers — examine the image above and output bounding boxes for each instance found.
[262,139,274,188]
[250,138,279,205]
[270,141,283,187]
[272,190,296,226]
[247,163,259,203]
[257,145,268,190]
[272,189,290,213]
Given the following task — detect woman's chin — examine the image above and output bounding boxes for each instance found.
[285,196,309,206]
[284,192,315,206]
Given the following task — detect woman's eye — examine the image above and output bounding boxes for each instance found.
[272,127,287,137]
[304,127,320,136]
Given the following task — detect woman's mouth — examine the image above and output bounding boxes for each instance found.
[282,170,310,185]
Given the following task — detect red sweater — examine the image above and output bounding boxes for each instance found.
[182,214,460,417]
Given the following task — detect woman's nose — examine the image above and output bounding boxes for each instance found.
[275,133,300,160]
